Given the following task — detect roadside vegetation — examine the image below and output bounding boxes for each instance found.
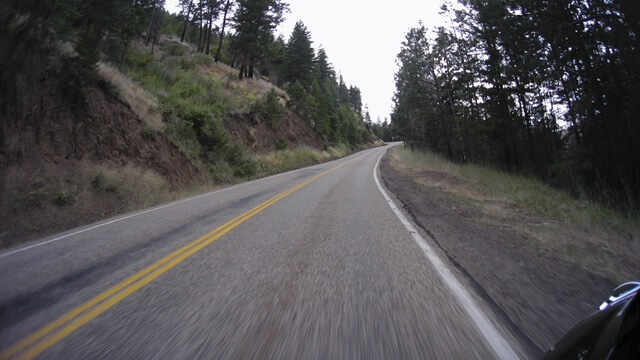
[0,0,380,246]
[390,1,639,216]
[390,146,640,283]
[256,144,351,175]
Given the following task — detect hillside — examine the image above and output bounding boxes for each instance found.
[0,36,379,248]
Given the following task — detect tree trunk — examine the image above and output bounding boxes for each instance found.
[197,14,204,52]
[180,0,194,42]
[205,12,213,55]
[120,40,129,63]
[215,0,231,62]
[151,31,159,54]
[231,52,237,68]
[145,0,158,46]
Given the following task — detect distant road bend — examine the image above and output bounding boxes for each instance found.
[0,144,524,359]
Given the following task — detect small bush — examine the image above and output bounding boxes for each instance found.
[52,188,72,206]
[126,49,155,67]
[24,188,48,208]
[91,172,118,192]
[208,161,234,183]
[275,138,288,150]
[141,126,157,141]
[251,89,284,126]
[191,54,213,67]
[163,41,187,56]
[255,145,352,176]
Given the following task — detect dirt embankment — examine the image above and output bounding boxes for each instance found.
[197,60,326,154]
[0,72,203,248]
[379,148,617,357]
[224,110,324,153]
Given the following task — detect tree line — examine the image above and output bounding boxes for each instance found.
[172,3,371,144]
[392,0,640,213]
[2,0,374,147]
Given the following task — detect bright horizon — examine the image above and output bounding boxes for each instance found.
[165,0,447,123]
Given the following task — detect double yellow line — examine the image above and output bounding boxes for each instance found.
[1,157,356,360]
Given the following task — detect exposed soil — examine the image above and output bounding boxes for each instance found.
[0,71,203,247]
[224,110,324,154]
[380,148,616,357]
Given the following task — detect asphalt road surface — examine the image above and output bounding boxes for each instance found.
[0,144,526,359]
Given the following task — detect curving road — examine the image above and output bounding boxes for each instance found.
[0,144,525,359]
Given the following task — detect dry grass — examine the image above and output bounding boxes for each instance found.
[98,62,164,131]
[255,145,350,176]
[196,61,289,113]
[84,163,174,209]
[391,146,640,283]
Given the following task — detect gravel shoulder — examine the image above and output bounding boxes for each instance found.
[380,147,617,354]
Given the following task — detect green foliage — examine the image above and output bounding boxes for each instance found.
[122,47,261,183]
[251,89,284,126]
[392,1,640,213]
[275,138,288,150]
[232,0,289,79]
[163,40,187,56]
[191,54,213,67]
[141,126,157,142]
[287,80,306,106]
[283,21,315,88]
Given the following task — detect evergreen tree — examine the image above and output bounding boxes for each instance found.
[283,21,315,88]
[392,0,640,213]
[231,0,289,79]
[313,47,335,84]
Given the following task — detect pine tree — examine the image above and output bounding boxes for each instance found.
[231,0,289,79]
[313,47,334,84]
[214,0,234,62]
[283,21,315,88]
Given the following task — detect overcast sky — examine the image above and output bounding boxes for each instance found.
[166,0,447,122]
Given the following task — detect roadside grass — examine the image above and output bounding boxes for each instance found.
[392,146,640,282]
[87,164,174,208]
[255,144,351,176]
[396,147,631,226]
[98,62,164,131]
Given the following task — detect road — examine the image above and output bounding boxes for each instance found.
[0,144,523,359]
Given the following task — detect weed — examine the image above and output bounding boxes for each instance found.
[91,172,118,192]
[141,126,157,141]
[275,138,288,150]
[52,188,72,206]
[25,188,48,208]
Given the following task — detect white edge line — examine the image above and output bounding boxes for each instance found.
[373,147,519,360]
[0,148,374,259]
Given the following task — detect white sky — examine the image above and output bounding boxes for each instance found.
[165,0,447,122]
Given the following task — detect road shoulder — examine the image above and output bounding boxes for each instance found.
[379,146,615,355]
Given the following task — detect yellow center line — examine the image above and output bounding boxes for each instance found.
[1,155,358,360]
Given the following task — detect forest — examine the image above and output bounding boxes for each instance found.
[391,0,640,215]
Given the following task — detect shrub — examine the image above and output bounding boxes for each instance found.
[141,126,157,141]
[275,138,288,150]
[52,188,72,206]
[163,41,186,56]
[126,49,155,67]
[191,54,213,67]
[91,172,118,192]
[251,89,284,126]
